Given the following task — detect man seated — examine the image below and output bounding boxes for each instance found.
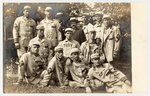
[65,48,89,88]
[46,46,68,87]
[13,41,51,87]
[85,53,132,93]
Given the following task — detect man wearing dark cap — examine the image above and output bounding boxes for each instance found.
[13,5,36,58]
[55,12,67,40]
[69,17,86,45]
[29,25,53,68]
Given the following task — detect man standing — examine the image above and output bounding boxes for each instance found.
[29,25,53,68]
[94,14,103,31]
[94,13,103,44]
[99,15,115,63]
[13,5,36,58]
[80,25,104,66]
[55,12,67,40]
[57,28,80,58]
[40,7,62,47]
[69,17,86,45]
[112,21,122,59]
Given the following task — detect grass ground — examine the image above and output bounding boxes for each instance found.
[3,60,132,93]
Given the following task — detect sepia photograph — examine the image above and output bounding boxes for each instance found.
[3,2,132,93]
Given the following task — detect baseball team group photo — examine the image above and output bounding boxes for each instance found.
[3,2,132,93]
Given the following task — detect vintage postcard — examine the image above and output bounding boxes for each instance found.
[1,0,149,96]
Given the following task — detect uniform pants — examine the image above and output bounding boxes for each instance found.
[68,79,104,88]
[89,79,104,90]
[69,81,85,88]
[18,65,51,86]
[106,81,132,93]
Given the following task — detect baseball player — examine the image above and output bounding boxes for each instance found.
[57,28,80,57]
[13,40,51,87]
[40,7,62,47]
[46,46,68,87]
[80,25,105,66]
[85,53,132,93]
[65,48,89,88]
[13,5,36,58]
[29,25,53,68]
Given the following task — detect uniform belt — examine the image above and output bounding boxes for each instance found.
[109,37,114,40]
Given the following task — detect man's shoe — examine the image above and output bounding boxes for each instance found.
[13,80,23,85]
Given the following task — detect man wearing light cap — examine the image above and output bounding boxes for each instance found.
[57,28,80,57]
[65,48,89,88]
[98,14,115,63]
[85,53,131,93]
[45,46,68,87]
[40,7,62,47]
[13,5,36,58]
[80,25,102,66]
[14,40,51,86]
[29,25,53,68]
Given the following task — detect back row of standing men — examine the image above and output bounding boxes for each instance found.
[13,5,121,63]
[12,5,130,93]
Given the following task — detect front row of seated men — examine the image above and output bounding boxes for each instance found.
[14,39,131,93]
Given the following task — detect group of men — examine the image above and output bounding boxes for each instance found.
[12,5,131,93]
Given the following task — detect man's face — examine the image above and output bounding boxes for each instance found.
[92,58,100,66]
[23,9,30,18]
[71,52,79,61]
[88,31,96,40]
[55,50,63,59]
[30,45,39,54]
[38,29,44,38]
[65,32,72,40]
[95,15,100,21]
[96,38,101,45]
[70,21,77,29]
[102,18,110,27]
[45,10,52,18]
[77,22,83,29]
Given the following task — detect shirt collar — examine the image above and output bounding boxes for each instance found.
[35,36,46,42]
[64,39,72,42]
[44,18,54,23]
